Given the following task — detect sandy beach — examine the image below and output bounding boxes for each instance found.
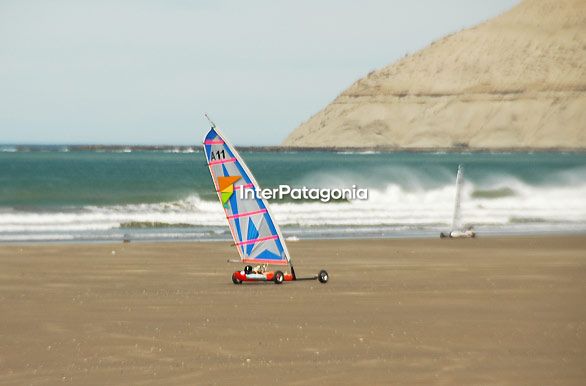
[0,236,585,385]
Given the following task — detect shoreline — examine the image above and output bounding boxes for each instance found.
[2,228,586,246]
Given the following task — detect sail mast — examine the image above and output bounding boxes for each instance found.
[204,113,216,129]
[451,164,464,232]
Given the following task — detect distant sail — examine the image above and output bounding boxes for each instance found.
[203,126,291,265]
[451,164,464,232]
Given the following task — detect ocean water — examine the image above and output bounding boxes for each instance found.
[1,148,585,242]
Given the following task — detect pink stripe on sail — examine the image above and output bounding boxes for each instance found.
[227,209,267,220]
[204,140,225,145]
[234,183,253,190]
[235,235,278,246]
[208,157,236,166]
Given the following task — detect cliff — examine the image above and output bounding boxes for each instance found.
[283,0,586,149]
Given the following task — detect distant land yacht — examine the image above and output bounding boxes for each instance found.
[441,165,476,239]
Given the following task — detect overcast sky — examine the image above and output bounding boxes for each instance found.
[0,0,518,145]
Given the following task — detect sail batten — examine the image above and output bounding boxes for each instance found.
[203,126,291,266]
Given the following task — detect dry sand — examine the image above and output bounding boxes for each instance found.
[0,236,585,385]
[284,0,586,149]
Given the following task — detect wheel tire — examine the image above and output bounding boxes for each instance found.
[318,270,329,284]
[273,271,284,284]
[232,272,242,284]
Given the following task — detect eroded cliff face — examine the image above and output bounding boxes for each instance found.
[284,0,586,149]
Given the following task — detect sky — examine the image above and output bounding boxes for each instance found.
[0,0,518,146]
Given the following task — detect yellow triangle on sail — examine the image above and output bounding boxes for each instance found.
[218,176,241,206]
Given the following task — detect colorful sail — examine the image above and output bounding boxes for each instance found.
[203,126,291,265]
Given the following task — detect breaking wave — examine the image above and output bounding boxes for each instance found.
[1,175,585,242]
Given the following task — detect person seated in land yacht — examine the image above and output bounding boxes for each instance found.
[243,265,266,274]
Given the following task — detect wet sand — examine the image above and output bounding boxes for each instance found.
[0,236,585,385]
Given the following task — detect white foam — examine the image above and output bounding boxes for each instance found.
[1,179,585,239]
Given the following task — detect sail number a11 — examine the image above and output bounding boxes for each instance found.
[210,149,226,161]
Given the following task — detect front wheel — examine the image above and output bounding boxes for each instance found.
[232,272,242,284]
[318,270,329,284]
[273,271,284,284]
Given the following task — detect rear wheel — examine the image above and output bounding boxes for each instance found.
[232,272,242,284]
[273,271,284,284]
[318,270,329,284]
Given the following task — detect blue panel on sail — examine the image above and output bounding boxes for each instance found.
[246,218,259,255]
[255,249,282,261]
